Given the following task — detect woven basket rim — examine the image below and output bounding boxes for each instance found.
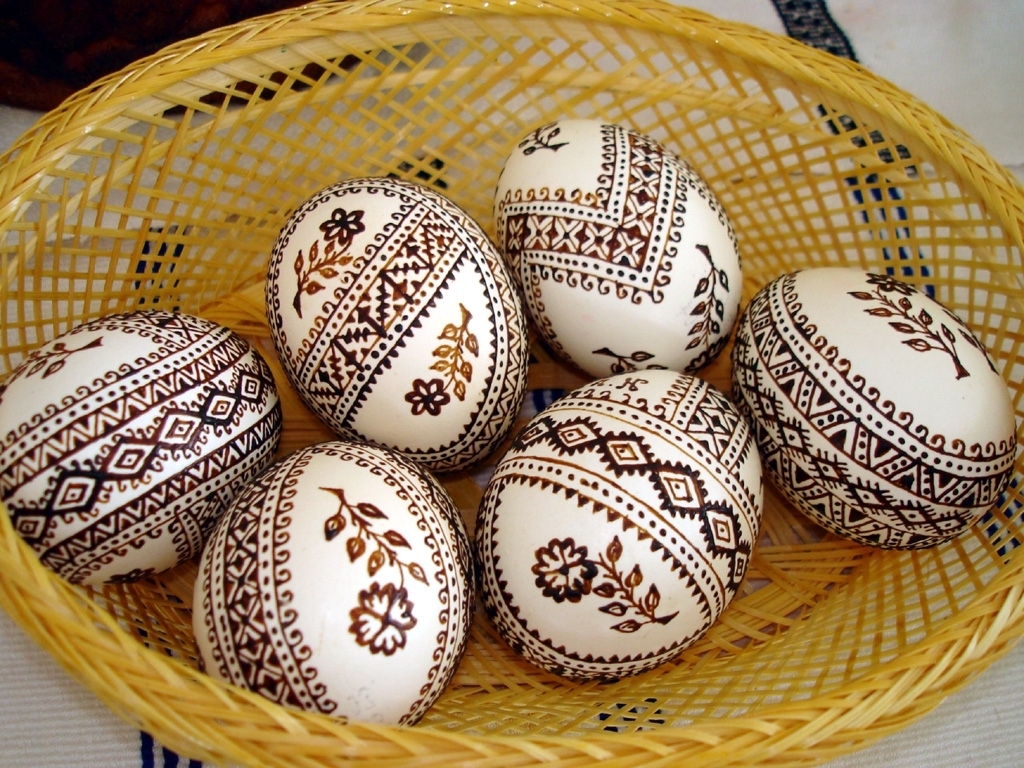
[2,1,1024,765]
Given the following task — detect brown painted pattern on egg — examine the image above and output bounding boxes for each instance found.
[475,371,761,681]
[0,310,282,584]
[196,441,474,725]
[496,123,736,373]
[267,178,528,472]
[730,271,1016,548]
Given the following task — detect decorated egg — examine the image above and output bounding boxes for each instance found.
[266,177,529,473]
[0,310,282,585]
[475,369,763,681]
[731,268,1017,549]
[493,119,742,377]
[193,440,474,725]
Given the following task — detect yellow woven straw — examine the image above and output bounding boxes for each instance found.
[2,1,1024,765]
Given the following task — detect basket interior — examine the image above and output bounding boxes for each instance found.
[1,0,1023,759]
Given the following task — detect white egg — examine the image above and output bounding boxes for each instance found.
[475,370,763,681]
[193,440,474,725]
[0,310,282,584]
[731,267,1017,548]
[494,119,742,377]
[266,177,529,473]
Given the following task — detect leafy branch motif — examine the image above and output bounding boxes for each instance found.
[405,303,478,416]
[592,536,678,633]
[322,486,428,587]
[10,337,103,384]
[592,347,666,375]
[849,274,970,379]
[532,536,678,634]
[519,123,570,155]
[687,244,729,352]
[322,486,428,657]
[431,303,478,401]
[292,207,365,317]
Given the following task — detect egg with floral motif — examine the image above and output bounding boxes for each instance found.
[475,370,763,681]
[193,440,474,725]
[266,177,529,473]
[494,119,742,377]
[731,267,1017,549]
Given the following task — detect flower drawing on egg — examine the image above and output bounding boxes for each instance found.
[108,567,156,584]
[532,538,598,603]
[495,120,745,379]
[292,207,365,317]
[689,245,730,348]
[404,303,478,416]
[320,206,366,245]
[350,582,418,656]
[321,486,428,656]
[532,536,678,633]
[405,379,451,416]
[849,272,977,379]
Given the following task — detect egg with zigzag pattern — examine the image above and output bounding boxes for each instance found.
[731,267,1016,549]
[0,310,282,584]
[494,119,742,378]
[266,177,529,473]
[475,369,763,681]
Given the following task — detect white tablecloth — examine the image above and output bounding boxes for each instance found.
[2,2,1023,765]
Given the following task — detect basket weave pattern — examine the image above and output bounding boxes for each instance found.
[2,1,1024,765]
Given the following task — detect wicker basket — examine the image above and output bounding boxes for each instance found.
[2,1,1023,765]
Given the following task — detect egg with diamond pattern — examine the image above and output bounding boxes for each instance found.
[493,119,742,377]
[0,310,282,585]
[475,369,763,681]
